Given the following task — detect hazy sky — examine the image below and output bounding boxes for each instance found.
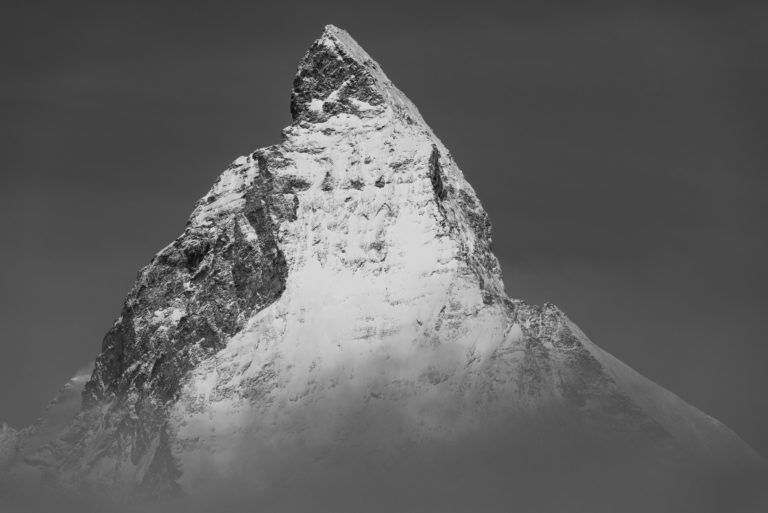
[1,0,766,458]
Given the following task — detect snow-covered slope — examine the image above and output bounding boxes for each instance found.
[1,25,763,510]
[0,365,91,479]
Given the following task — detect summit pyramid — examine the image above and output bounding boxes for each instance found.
[1,25,764,513]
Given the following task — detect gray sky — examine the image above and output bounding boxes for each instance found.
[1,0,766,458]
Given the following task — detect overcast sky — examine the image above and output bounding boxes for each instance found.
[1,0,766,458]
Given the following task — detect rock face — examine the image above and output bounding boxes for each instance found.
[0,366,91,477]
[1,25,764,511]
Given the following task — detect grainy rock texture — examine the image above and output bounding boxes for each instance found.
[1,25,764,512]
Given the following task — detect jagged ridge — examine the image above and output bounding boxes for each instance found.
[1,25,763,509]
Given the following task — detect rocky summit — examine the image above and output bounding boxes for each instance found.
[1,25,765,513]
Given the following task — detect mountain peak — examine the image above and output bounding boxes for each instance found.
[2,25,764,511]
[290,25,427,127]
[317,24,372,64]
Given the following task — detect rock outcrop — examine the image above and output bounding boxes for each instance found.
[1,25,764,512]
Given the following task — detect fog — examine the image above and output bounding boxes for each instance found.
[4,422,766,513]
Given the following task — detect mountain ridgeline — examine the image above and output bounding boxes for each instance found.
[1,25,765,513]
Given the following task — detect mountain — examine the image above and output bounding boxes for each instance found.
[1,25,764,513]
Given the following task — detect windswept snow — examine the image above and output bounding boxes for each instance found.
[2,25,763,507]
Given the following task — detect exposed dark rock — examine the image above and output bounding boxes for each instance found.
[74,150,289,494]
[291,30,384,123]
[4,25,763,512]
[428,145,447,201]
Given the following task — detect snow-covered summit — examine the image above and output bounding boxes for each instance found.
[1,25,764,511]
[291,25,430,129]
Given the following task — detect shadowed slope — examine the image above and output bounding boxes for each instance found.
[1,25,764,513]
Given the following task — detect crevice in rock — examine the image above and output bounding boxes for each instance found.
[428,145,447,201]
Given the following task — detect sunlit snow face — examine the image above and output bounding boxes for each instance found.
[2,21,766,513]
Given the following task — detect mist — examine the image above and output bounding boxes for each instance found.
[4,426,767,513]
[2,1,767,511]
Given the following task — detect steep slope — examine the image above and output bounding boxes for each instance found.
[0,365,91,477]
[2,25,763,511]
